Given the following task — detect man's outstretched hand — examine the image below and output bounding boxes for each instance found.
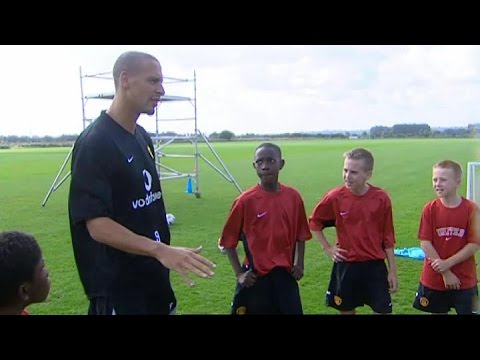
[157,245,216,287]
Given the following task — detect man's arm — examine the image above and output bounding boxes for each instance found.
[86,217,215,287]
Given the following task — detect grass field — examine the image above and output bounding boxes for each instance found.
[0,138,478,314]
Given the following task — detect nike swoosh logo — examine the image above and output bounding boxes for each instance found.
[446,237,452,241]
[127,156,134,163]
[340,211,349,216]
[257,212,267,218]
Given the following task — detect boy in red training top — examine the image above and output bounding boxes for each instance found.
[0,231,51,315]
[413,160,480,314]
[219,143,312,314]
[309,147,397,314]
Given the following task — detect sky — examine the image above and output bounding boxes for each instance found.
[1,45,480,136]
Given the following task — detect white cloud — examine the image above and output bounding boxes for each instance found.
[1,45,479,136]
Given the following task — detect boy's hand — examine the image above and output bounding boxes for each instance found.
[237,269,257,288]
[442,271,461,290]
[387,270,398,293]
[291,264,304,281]
[326,245,348,262]
[430,258,451,273]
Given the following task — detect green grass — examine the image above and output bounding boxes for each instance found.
[1,138,478,314]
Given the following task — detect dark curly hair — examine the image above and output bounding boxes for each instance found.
[256,143,282,158]
[0,231,42,306]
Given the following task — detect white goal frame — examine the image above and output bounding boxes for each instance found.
[466,161,480,202]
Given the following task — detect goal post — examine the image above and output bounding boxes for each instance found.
[466,162,480,203]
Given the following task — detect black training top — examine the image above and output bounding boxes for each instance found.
[68,111,173,303]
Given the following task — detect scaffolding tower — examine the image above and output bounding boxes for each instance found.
[42,67,242,206]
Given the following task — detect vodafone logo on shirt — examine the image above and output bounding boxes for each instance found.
[132,169,162,209]
[143,169,152,191]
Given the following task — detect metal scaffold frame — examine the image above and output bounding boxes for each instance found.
[42,66,242,206]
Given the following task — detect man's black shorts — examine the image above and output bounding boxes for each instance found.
[88,292,177,315]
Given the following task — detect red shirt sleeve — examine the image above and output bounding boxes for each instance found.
[219,197,244,249]
[418,202,433,241]
[296,195,313,241]
[309,190,336,231]
[382,195,395,249]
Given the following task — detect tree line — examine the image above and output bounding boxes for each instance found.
[0,124,478,147]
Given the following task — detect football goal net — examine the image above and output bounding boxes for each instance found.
[466,162,480,203]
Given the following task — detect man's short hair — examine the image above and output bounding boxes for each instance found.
[112,51,159,89]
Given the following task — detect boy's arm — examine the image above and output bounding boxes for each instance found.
[433,204,480,272]
[311,230,347,262]
[225,247,257,287]
[292,241,305,280]
[422,234,480,273]
[382,196,397,292]
[384,247,398,292]
[292,194,312,280]
[420,240,460,289]
[420,240,441,260]
[225,247,243,277]
[430,243,480,273]
[417,204,448,268]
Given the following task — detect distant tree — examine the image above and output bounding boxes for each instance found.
[468,123,480,138]
[218,130,235,141]
[208,132,219,140]
[392,124,431,137]
[370,126,391,138]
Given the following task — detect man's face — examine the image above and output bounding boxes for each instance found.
[124,59,165,116]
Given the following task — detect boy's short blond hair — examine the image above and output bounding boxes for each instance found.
[433,160,463,180]
[343,148,374,171]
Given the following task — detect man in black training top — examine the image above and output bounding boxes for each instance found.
[68,51,215,315]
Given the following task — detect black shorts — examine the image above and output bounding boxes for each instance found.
[325,260,392,313]
[231,267,303,315]
[88,297,115,315]
[88,292,177,315]
[413,283,478,314]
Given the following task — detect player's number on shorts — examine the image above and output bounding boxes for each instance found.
[154,230,161,242]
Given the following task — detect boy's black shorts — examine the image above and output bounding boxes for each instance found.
[413,283,478,314]
[231,267,302,315]
[325,260,392,313]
